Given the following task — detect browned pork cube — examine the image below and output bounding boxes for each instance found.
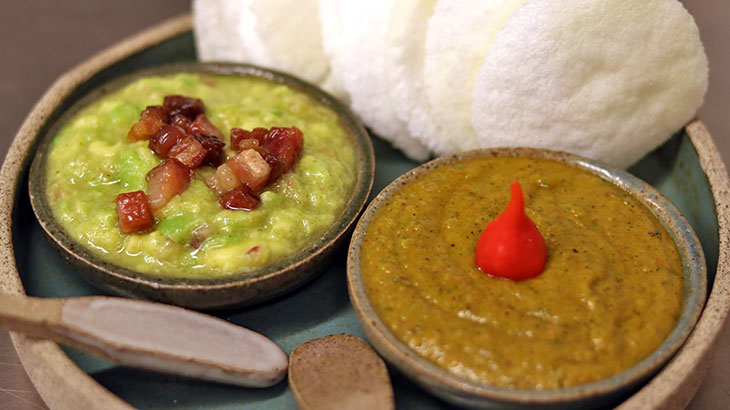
[259,148,284,183]
[168,135,207,169]
[189,114,224,140]
[264,126,304,171]
[146,159,192,211]
[230,127,268,151]
[237,138,284,183]
[163,95,204,120]
[237,138,262,152]
[149,125,186,157]
[116,191,154,233]
[227,149,272,192]
[170,114,192,132]
[127,106,168,141]
[219,186,261,211]
[193,133,225,166]
[205,163,241,196]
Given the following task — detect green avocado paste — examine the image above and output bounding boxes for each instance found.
[46,73,356,278]
[361,156,684,389]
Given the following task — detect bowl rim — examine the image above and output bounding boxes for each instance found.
[347,147,707,405]
[27,61,374,301]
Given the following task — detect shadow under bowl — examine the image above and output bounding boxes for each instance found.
[347,148,706,409]
[29,62,374,310]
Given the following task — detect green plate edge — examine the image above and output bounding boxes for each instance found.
[12,30,718,410]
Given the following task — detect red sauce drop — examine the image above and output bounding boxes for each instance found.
[475,181,546,280]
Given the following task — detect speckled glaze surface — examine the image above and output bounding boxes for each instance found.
[0,14,728,410]
[348,148,707,409]
[26,61,374,310]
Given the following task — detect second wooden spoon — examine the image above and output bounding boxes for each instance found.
[289,334,394,410]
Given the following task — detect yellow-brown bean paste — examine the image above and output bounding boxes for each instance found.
[361,157,683,389]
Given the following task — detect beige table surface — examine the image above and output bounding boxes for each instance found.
[1,1,728,409]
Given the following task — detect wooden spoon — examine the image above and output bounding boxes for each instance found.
[289,334,394,410]
[0,294,287,387]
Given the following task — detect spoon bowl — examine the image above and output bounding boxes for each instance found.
[289,334,394,410]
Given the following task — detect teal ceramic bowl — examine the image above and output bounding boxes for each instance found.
[348,148,707,409]
[27,62,374,310]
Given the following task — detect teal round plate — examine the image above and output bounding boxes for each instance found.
[2,14,729,410]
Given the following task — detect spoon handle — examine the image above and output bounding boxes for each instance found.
[0,294,65,341]
[0,294,288,387]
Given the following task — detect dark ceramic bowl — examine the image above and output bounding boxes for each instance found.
[29,62,374,310]
[347,148,706,409]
